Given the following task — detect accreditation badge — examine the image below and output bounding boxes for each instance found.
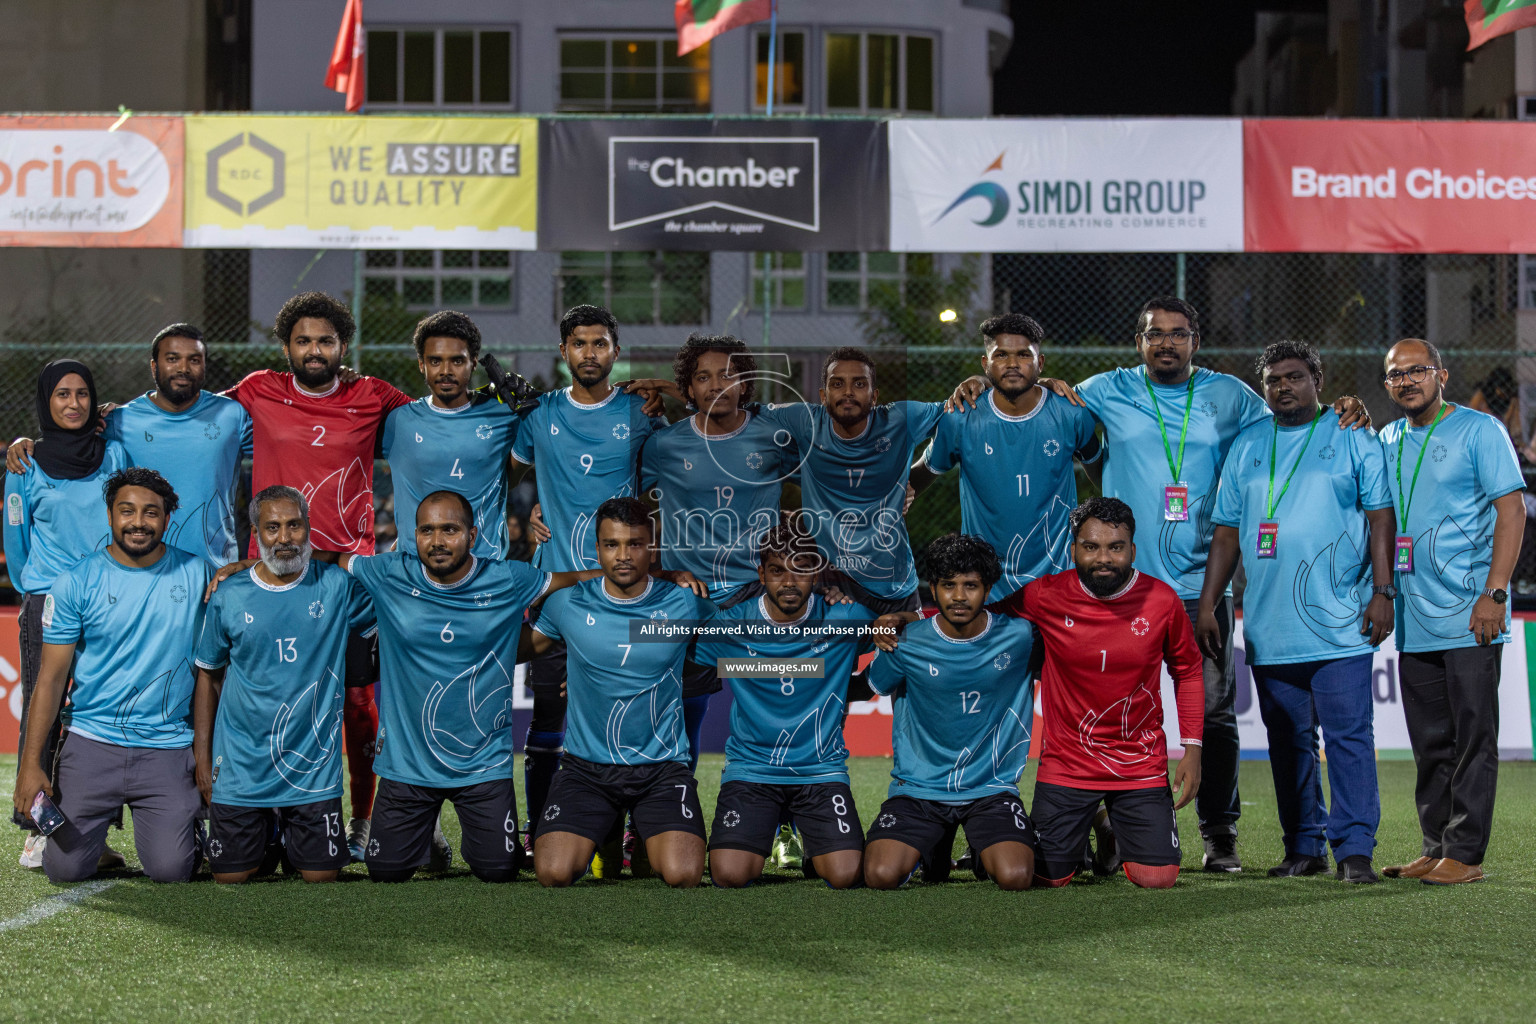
[1163,483,1189,522]
[1257,522,1278,559]
[1394,535,1414,574]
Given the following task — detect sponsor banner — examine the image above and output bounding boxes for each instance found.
[183,115,537,249]
[889,119,1244,253]
[539,118,888,250]
[844,616,1536,759]
[0,115,183,247]
[1245,119,1536,253]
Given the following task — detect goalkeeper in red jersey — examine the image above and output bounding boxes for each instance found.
[991,497,1204,888]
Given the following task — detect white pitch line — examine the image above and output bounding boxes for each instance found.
[0,879,118,933]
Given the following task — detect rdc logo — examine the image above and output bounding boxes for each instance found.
[308,601,324,619]
[993,653,1011,671]
[208,838,223,858]
[1131,616,1150,636]
[543,804,561,821]
[722,810,741,828]
[877,813,897,828]
[476,423,494,440]
[168,584,188,604]
[204,423,222,440]
[745,451,763,470]
[612,423,631,441]
[1042,439,1061,457]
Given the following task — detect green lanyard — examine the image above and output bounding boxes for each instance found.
[1395,403,1450,532]
[1144,371,1195,481]
[1266,406,1323,519]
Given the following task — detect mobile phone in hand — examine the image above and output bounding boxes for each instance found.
[29,792,64,836]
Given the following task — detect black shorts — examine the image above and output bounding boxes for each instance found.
[344,630,378,688]
[208,797,348,874]
[864,793,1034,855]
[708,780,864,858]
[534,754,706,845]
[367,776,520,877]
[1032,780,1181,880]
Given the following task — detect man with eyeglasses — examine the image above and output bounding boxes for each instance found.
[951,296,1371,874]
[1375,339,1524,886]
[1196,341,1394,884]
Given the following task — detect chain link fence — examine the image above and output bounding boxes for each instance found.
[4,246,1536,598]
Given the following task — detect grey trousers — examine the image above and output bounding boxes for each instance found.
[1181,596,1240,838]
[43,732,202,884]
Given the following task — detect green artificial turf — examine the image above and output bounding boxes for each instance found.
[0,755,1531,1023]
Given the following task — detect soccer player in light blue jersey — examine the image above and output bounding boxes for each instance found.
[914,313,1101,601]
[8,326,253,567]
[512,305,662,833]
[951,296,1371,874]
[692,519,879,889]
[194,486,376,883]
[382,311,522,560]
[1376,339,1525,886]
[12,468,211,884]
[1198,341,1396,885]
[4,359,129,868]
[861,534,1039,891]
[529,498,716,889]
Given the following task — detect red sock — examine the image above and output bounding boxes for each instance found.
[343,684,378,819]
[1124,862,1179,889]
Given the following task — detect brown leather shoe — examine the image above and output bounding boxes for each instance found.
[1383,856,1437,879]
[1421,858,1484,885]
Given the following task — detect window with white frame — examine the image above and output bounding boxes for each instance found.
[824,31,935,113]
[749,253,808,311]
[364,250,516,310]
[365,27,516,108]
[558,36,711,112]
[824,252,935,311]
[751,29,807,111]
[556,251,709,325]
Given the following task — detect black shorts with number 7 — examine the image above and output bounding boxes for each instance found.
[533,754,706,845]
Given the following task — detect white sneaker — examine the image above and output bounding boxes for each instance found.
[19,834,45,869]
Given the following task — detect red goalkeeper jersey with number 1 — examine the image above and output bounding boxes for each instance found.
[995,569,1204,791]
[227,369,411,556]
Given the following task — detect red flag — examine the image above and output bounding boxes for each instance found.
[1464,0,1536,50]
[324,0,365,112]
[675,0,772,57]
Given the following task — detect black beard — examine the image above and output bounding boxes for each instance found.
[573,364,610,387]
[829,405,868,429]
[424,548,471,580]
[291,358,337,389]
[1274,402,1316,426]
[1077,564,1133,597]
[992,376,1034,400]
[153,373,200,405]
[118,531,160,556]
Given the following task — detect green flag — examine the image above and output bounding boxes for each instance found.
[675,0,772,56]
[1465,0,1536,49]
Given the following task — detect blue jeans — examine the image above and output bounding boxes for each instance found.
[1252,655,1379,862]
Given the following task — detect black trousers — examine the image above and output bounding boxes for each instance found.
[1399,646,1503,865]
[1180,596,1240,839]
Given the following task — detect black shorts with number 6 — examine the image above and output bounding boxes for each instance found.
[208,797,348,874]
[1031,780,1181,881]
[708,780,864,858]
[534,754,705,845]
[864,793,1035,855]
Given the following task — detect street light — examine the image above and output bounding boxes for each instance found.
[938,308,957,322]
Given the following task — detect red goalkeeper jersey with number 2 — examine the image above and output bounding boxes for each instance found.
[227,369,411,556]
[996,570,1204,791]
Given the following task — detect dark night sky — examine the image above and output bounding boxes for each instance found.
[994,0,1327,116]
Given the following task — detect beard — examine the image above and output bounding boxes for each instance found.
[117,527,160,556]
[259,537,313,577]
[1077,563,1134,597]
[290,355,338,389]
[153,368,201,404]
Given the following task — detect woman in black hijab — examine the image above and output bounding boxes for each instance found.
[4,359,128,869]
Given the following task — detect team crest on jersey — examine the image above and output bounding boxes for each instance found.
[308,600,324,619]
[1130,616,1150,636]
[1432,444,1448,463]
[612,423,631,441]
[1200,400,1219,417]
[6,492,20,526]
[722,810,741,828]
[811,641,831,655]
[543,804,561,821]
[745,451,763,470]
[1042,439,1061,457]
[874,436,892,453]
[649,609,669,621]
[473,592,492,608]
[993,652,1011,671]
[1318,445,1336,461]
[203,423,221,440]
[476,423,493,440]
[347,408,358,415]
[877,813,897,828]
[169,584,188,604]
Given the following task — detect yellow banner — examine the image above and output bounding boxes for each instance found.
[183,115,537,249]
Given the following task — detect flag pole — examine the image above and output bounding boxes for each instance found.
[761,0,777,350]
